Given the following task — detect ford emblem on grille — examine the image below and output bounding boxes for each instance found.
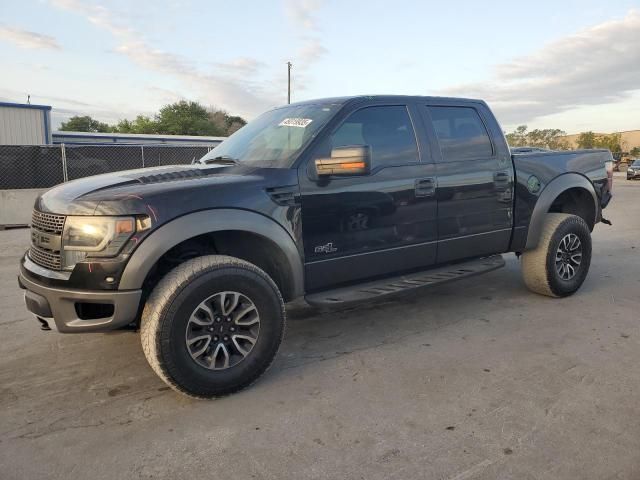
[31,231,61,251]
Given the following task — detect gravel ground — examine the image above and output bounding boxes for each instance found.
[1,176,639,480]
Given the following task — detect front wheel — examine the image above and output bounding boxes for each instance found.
[521,213,592,297]
[140,255,285,398]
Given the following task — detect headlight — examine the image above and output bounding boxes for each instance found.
[61,216,135,270]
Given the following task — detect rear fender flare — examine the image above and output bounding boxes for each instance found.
[524,173,598,250]
[119,209,304,298]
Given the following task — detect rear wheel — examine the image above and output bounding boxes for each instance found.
[521,213,592,297]
[140,255,285,398]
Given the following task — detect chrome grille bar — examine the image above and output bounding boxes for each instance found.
[29,245,62,270]
[29,210,65,270]
[31,211,66,234]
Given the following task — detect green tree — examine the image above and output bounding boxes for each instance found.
[505,125,528,147]
[59,115,113,133]
[528,128,569,150]
[208,109,247,136]
[576,131,597,149]
[63,101,247,137]
[155,101,217,136]
[225,115,246,134]
[630,146,640,157]
[115,115,158,134]
[577,132,622,152]
[505,125,568,150]
[594,133,622,153]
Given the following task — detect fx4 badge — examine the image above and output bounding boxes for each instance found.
[314,242,337,254]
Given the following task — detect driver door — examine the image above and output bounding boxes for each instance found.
[298,103,438,292]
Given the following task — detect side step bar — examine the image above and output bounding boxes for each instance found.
[305,254,506,307]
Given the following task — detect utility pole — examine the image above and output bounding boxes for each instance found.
[287,62,293,104]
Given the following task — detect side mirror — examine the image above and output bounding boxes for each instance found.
[315,145,371,177]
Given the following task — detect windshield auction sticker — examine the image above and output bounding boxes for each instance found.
[279,118,313,128]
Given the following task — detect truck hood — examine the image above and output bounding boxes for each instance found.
[35,164,300,221]
[35,165,225,215]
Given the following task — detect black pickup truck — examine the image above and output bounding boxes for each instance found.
[19,95,613,398]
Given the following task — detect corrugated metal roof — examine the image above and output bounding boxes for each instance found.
[52,131,225,145]
[0,101,52,111]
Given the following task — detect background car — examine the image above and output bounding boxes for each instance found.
[627,159,640,180]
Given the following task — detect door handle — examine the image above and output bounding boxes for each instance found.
[493,171,510,183]
[415,177,435,197]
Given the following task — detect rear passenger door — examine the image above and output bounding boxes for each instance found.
[420,103,514,263]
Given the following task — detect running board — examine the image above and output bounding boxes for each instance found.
[305,255,505,307]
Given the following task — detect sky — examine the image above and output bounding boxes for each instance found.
[0,0,639,134]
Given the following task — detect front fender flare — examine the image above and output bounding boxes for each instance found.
[524,173,598,250]
[118,209,304,298]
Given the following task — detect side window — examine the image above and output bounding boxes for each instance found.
[329,106,418,168]
[427,106,493,161]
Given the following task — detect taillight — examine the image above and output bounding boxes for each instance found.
[605,160,613,192]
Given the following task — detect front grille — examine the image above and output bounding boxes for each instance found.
[29,245,62,270]
[29,210,65,270]
[31,211,66,234]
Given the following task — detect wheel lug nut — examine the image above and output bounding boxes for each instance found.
[213,336,219,341]
[224,335,229,341]
[216,317,221,322]
[230,327,235,332]
[226,317,231,322]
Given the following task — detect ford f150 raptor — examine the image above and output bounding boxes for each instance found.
[19,95,613,398]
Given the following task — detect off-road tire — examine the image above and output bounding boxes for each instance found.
[521,213,592,297]
[140,255,285,398]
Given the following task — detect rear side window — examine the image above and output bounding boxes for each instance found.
[428,106,493,161]
[329,105,418,168]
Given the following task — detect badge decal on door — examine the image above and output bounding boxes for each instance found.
[314,242,338,254]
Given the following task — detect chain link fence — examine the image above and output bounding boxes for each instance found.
[0,144,215,189]
[0,146,65,189]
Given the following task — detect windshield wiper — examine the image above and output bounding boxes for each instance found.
[203,155,240,165]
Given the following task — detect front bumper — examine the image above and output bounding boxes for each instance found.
[19,257,142,333]
[627,170,640,179]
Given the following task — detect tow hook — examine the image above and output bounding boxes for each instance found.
[37,317,51,331]
[601,217,612,226]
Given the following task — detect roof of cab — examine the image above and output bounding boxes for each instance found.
[287,94,486,107]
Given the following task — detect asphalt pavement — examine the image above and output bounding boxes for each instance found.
[1,175,639,479]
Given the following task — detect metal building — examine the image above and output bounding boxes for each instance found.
[0,102,52,145]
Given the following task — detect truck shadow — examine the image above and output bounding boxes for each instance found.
[267,258,524,380]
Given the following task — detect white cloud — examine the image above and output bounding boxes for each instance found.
[283,0,324,30]
[297,39,327,66]
[49,0,279,118]
[114,41,195,75]
[291,39,328,93]
[442,9,640,126]
[282,0,327,98]
[0,25,61,50]
[215,57,266,77]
